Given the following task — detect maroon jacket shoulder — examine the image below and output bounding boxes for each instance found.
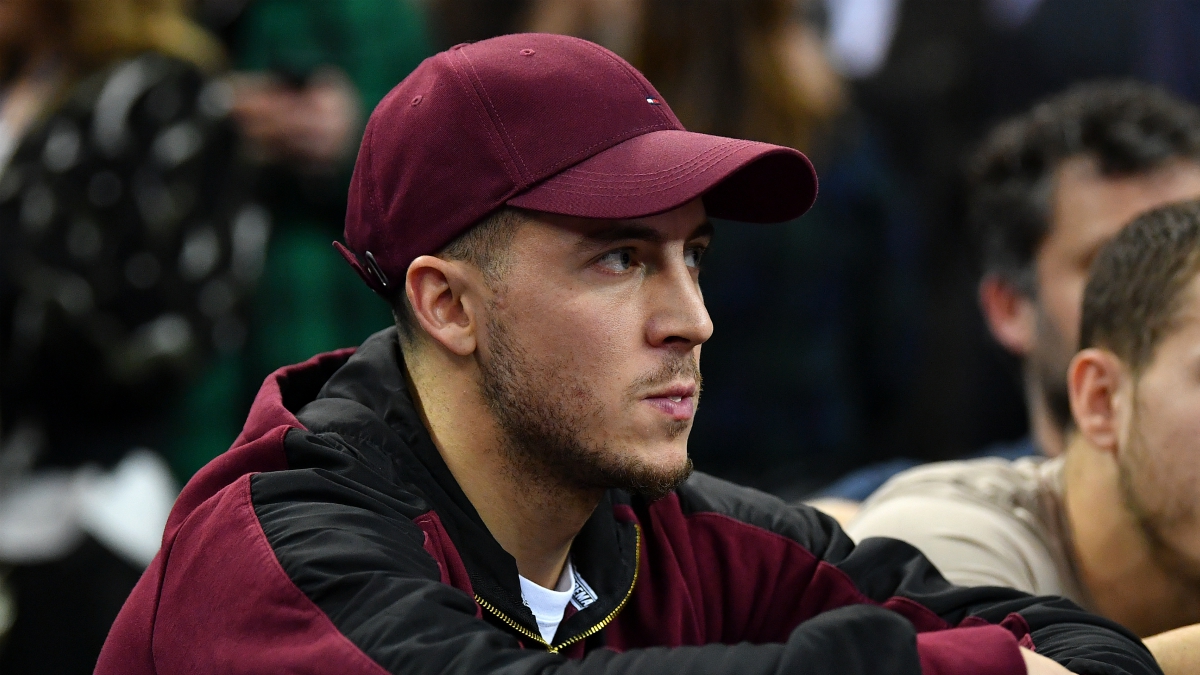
[97,349,358,675]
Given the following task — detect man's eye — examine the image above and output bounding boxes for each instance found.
[684,245,706,269]
[596,249,635,272]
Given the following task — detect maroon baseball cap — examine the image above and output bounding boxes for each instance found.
[336,33,818,295]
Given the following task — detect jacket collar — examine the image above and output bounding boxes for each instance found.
[293,328,640,649]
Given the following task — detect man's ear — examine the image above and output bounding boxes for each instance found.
[405,255,482,357]
[1067,348,1125,455]
[979,274,1037,356]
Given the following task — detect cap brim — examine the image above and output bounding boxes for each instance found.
[506,129,817,223]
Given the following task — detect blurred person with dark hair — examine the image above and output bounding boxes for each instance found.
[969,81,1200,458]
[530,0,923,495]
[851,200,1200,674]
[842,0,1133,476]
[814,80,1200,517]
[848,0,1200,473]
[0,0,261,671]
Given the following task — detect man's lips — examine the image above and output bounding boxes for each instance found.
[642,383,698,421]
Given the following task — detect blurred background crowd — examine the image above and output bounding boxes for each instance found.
[2,0,1199,672]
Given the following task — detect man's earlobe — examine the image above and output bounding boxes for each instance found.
[406,256,478,357]
[1067,348,1123,454]
[979,275,1036,356]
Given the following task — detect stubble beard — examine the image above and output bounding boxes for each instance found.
[477,312,697,502]
[1033,304,1075,435]
[1118,407,1200,590]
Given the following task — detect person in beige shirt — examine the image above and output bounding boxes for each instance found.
[850,455,1083,602]
[851,201,1200,675]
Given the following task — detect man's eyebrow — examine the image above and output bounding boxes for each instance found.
[580,220,714,246]
[690,220,715,240]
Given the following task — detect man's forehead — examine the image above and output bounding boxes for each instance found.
[1052,157,1200,233]
[1039,159,1200,268]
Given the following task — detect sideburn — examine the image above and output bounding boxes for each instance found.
[1034,303,1076,434]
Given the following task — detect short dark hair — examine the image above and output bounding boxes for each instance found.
[969,81,1200,295]
[1079,200,1200,371]
[392,207,524,347]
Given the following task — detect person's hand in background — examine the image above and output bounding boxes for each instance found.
[230,67,360,171]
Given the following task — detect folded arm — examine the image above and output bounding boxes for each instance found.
[1145,623,1200,675]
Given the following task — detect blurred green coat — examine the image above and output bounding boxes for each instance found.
[171,0,433,478]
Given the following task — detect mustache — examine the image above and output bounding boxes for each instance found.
[627,354,702,398]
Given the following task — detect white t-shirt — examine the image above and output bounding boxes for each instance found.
[518,559,598,643]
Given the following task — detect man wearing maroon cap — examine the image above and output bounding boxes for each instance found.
[97,34,1156,675]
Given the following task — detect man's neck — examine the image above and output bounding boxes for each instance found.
[1063,437,1200,636]
[404,348,601,589]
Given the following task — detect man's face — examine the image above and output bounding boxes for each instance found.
[1119,275,1200,582]
[1030,157,1200,427]
[475,199,712,499]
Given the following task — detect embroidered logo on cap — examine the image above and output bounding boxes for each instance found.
[646,97,660,105]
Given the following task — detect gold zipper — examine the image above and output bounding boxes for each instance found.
[475,524,642,655]
[474,594,553,648]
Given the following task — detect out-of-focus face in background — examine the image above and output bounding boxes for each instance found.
[1027,156,1200,440]
[1117,273,1200,584]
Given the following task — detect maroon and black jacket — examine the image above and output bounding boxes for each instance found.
[98,329,1160,675]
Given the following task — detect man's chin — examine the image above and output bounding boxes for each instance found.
[605,452,694,502]
[597,441,696,499]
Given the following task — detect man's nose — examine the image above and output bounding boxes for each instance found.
[645,262,713,349]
